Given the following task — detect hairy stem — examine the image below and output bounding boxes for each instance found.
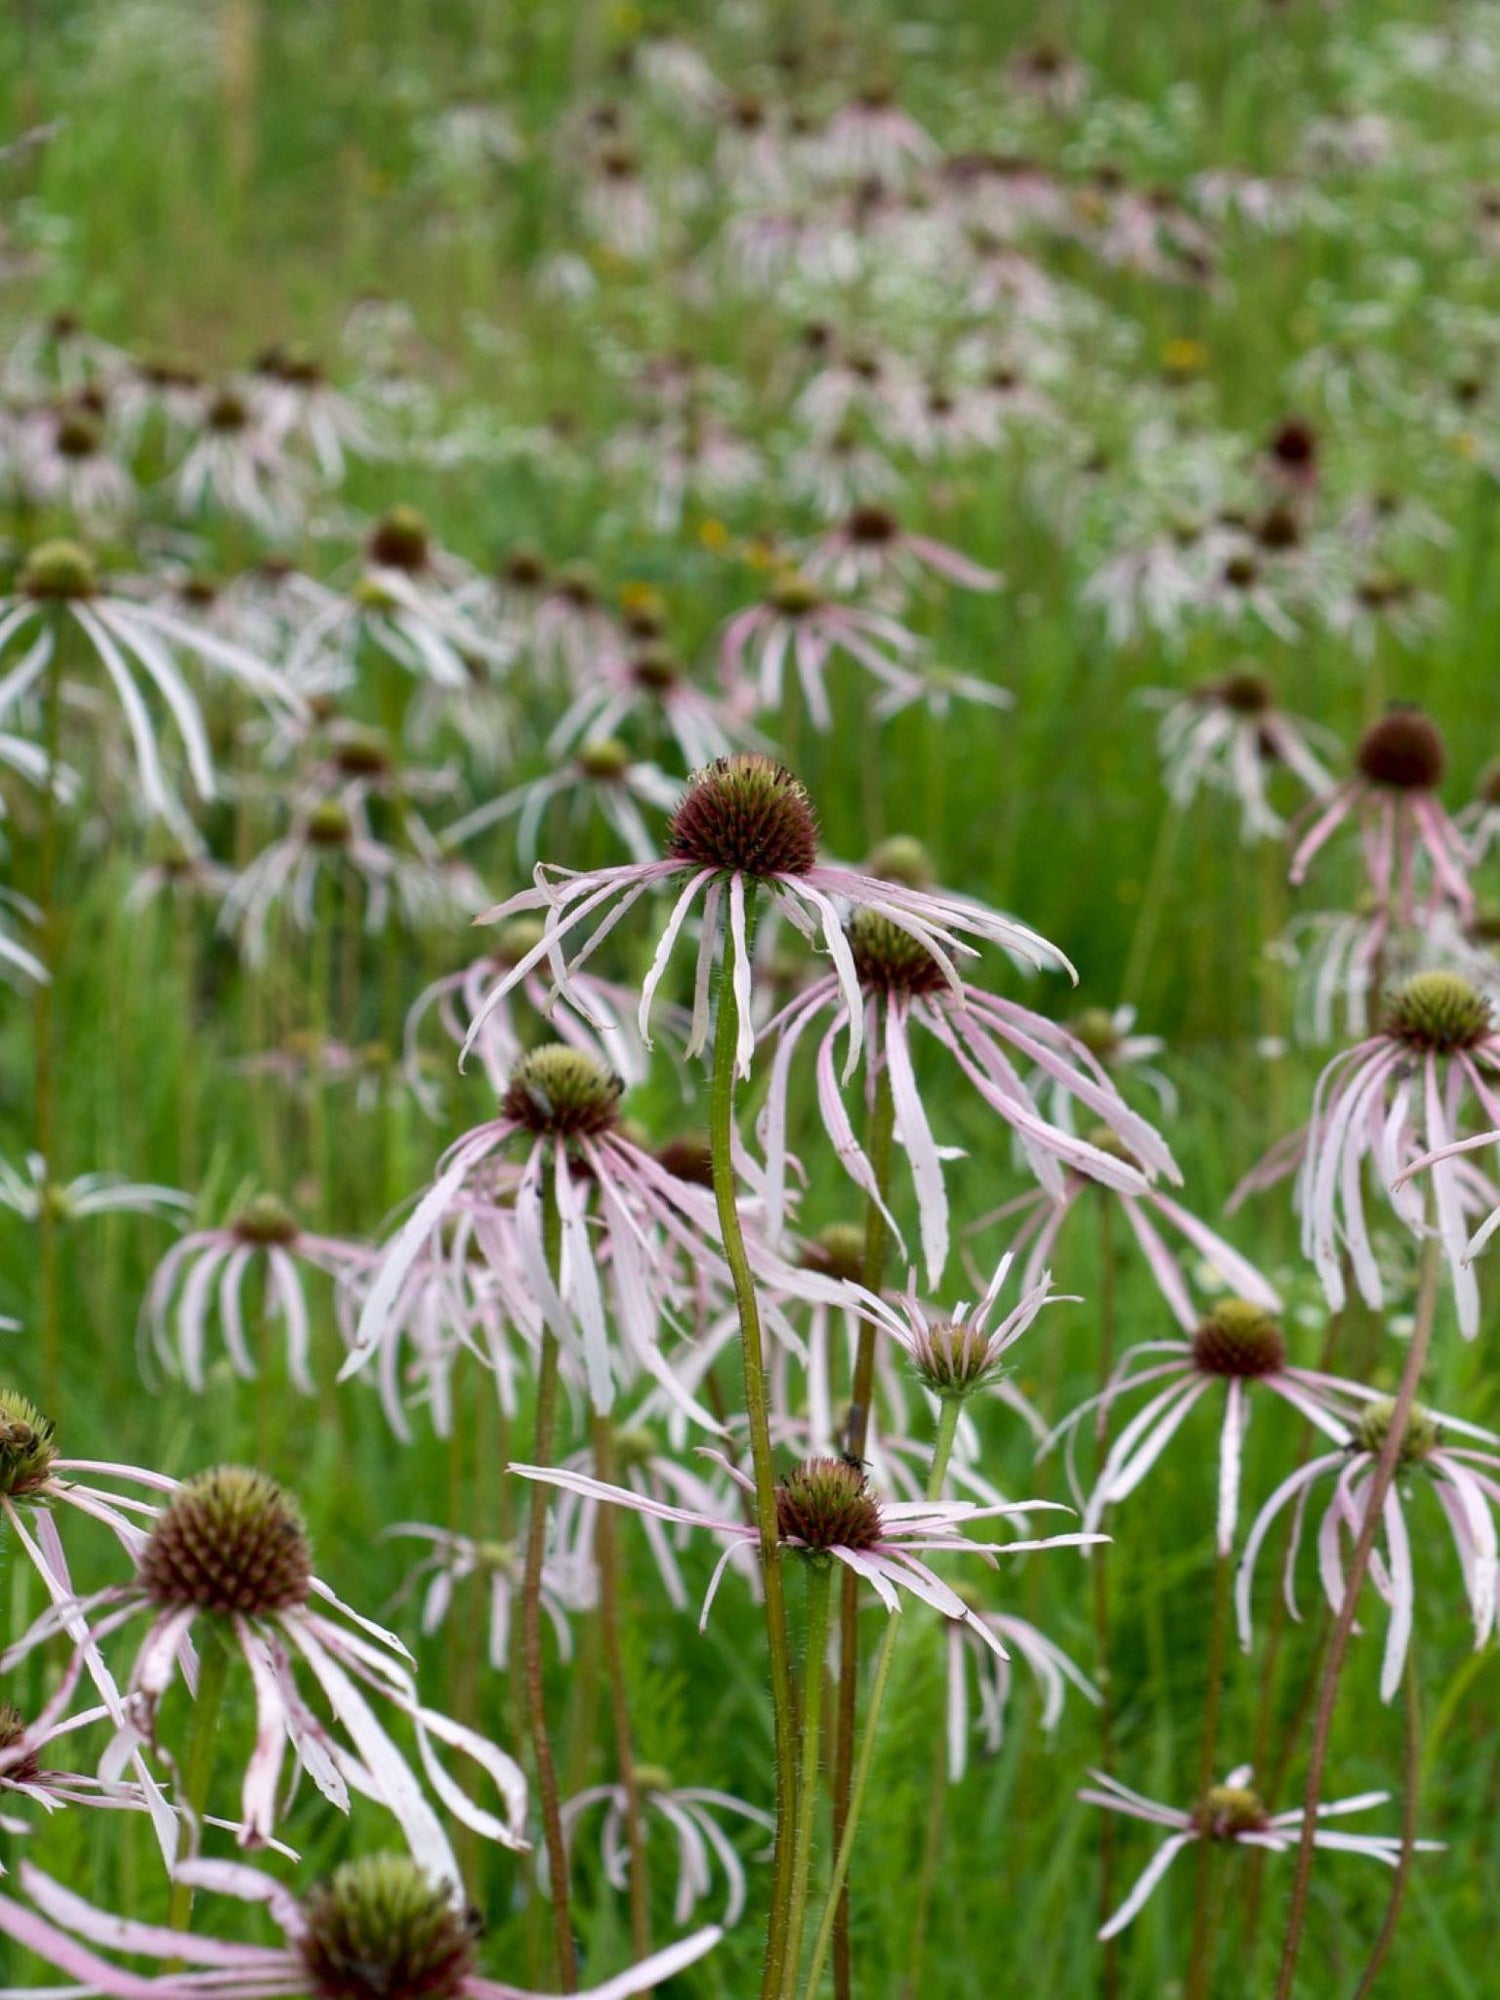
[165,1628,231,1934]
[1093,1191,1121,2000]
[783,1560,835,1995]
[523,1164,576,1990]
[833,1060,895,2000]
[34,613,66,1416]
[1185,1550,1232,2000]
[709,908,797,2000]
[592,1412,652,1969]
[801,1396,963,2000]
[1273,1236,1442,1999]
[1351,1642,1421,2000]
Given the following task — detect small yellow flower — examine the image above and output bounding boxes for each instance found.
[1162,337,1209,376]
[1453,432,1478,460]
[619,582,663,615]
[697,518,731,551]
[744,538,777,570]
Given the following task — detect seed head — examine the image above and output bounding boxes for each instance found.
[20,539,98,601]
[230,1195,301,1248]
[1197,1784,1270,1838]
[864,834,934,889]
[909,1319,1003,1396]
[55,409,104,459]
[207,390,249,432]
[1070,1007,1123,1062]
[554,561,599,608]
[0,1704,42,1787]
[768,569,823,618]
[1356,707,1445,791]
[493,917,546,966]
[501,546,548,589]
[501,1045,623,1138]
[367,506,431,574]
[306,800,354,846]
[1208,671,1273,716]
[847,906,945,995]
[300,1855,475,2000]
[667,754,820,878]
[1257,504,1301,551]
[775,1456,884,1552]
[844,504,899,545]
[1268,418,1317,470]
[575,737,632,782]
[654,1133,714,1186]
[631,646,679,691]
[1190,1301,1287,1378]
[139,1467,312,1616]
[1385,970,1492,1053]
[333,729,393,779]
[0,1392,57,1499]
[1353,1398,1441,1464]
[799,1222,866,1282]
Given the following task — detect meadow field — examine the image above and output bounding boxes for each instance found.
[3,3,1500,1995]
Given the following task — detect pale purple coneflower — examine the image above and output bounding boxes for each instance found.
[782,423,900,519]
[1188,544,1302,643]
[171,383,308,536]
[2,310,130,398]
[868,658,1015,724]
[762,897,1176,1282]
[560,1774,773,1925]
[1080,1764,1437,1938]
[1044,1300,1371,1557]
[582,144,663,259]
[12,400,136,528]
[1295,969,1500,1337]
[1289,706,1473,924]
[1322,571,1443,660]
[526,562,621,687]
[605,413,763,535]
[548,1422,737,1616]
[386,1523,594,1672]
[1236,1395,1500,1700]
[847,1252,1071,1407]
[944,1600,1099,1781]
[0,1154,189,1229]
[0,1653,170,1850]
[801,504,1001,601]
[818,83,936,182]
[0,1853,722,2000]
[444,738,682,867]
[1457,757,1500,862]
[0,540,297,825]
[4,1465,528,1874]
[546,640,751,772]
[513,1449,1102,1653]
[345,1044,780,1419]
[142,1196,367,1395]
[717,570,921,728]
[463,754,1069,1082]
[1142,669,1335,841]
[1007,37,1090,111]
[245,345,386,480]
[220,788,465,966]
[1080,525,1206,648]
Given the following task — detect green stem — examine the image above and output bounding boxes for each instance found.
[801,1398,963,2000]
[1120,799,1183,1013]
[592,1413,652,1969]
[1093,1192,1121,2000]
[1350,1642,1421,2000]
[783,1561,834,1996]
[1185,1550,1232,2000]
[1273,1237,1442,2000]
[165,1629,231,1933]
[308,876,334,1231]
[832,1062,896,2000]
[710,903,798,2000]
[523,1165,576,1991]
[34,613,66,1416]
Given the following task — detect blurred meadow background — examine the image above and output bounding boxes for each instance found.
[3,1,1500,1995]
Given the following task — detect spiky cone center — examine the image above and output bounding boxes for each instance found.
[1385,970,1492,1053]
[864,834,934,890]
[501,1045,623,1138]
[55,409,104,458]
[502,546,547,589]
[1353,1397,1441,1464]
[1197,1784,1270,1839]
[20,539,98,601]
[1191,1301,1287,1378]
[555,561,599,607]
[207,390,249,432]
[1257,504,1301,551]
[845,504,900,545]
[138,1467,312,1616]
[367,506,432,574]
[1070,1007,1123,1063]
[667,754,820,878]
[231,1195,301,1248]
[911,1319,998,1397]
[848,907,946,996]
[631,646,680,691]
[1222,554,1259,590]
[0,1702,43,1786]
[575,736,632,782]
[767,569,823,618]
[1356,707,1445,791]
[1269,418,1317,468]
[800,1222,866,1282]
[630,1761,674,1793]
[1206,670,1273,716]
[775,1456,884,1552]
[655,1133,714,1186]
[300,1856,475,2000]
[0,1392,57,1499]
[306,800,354,847]
[333,730,393,779]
